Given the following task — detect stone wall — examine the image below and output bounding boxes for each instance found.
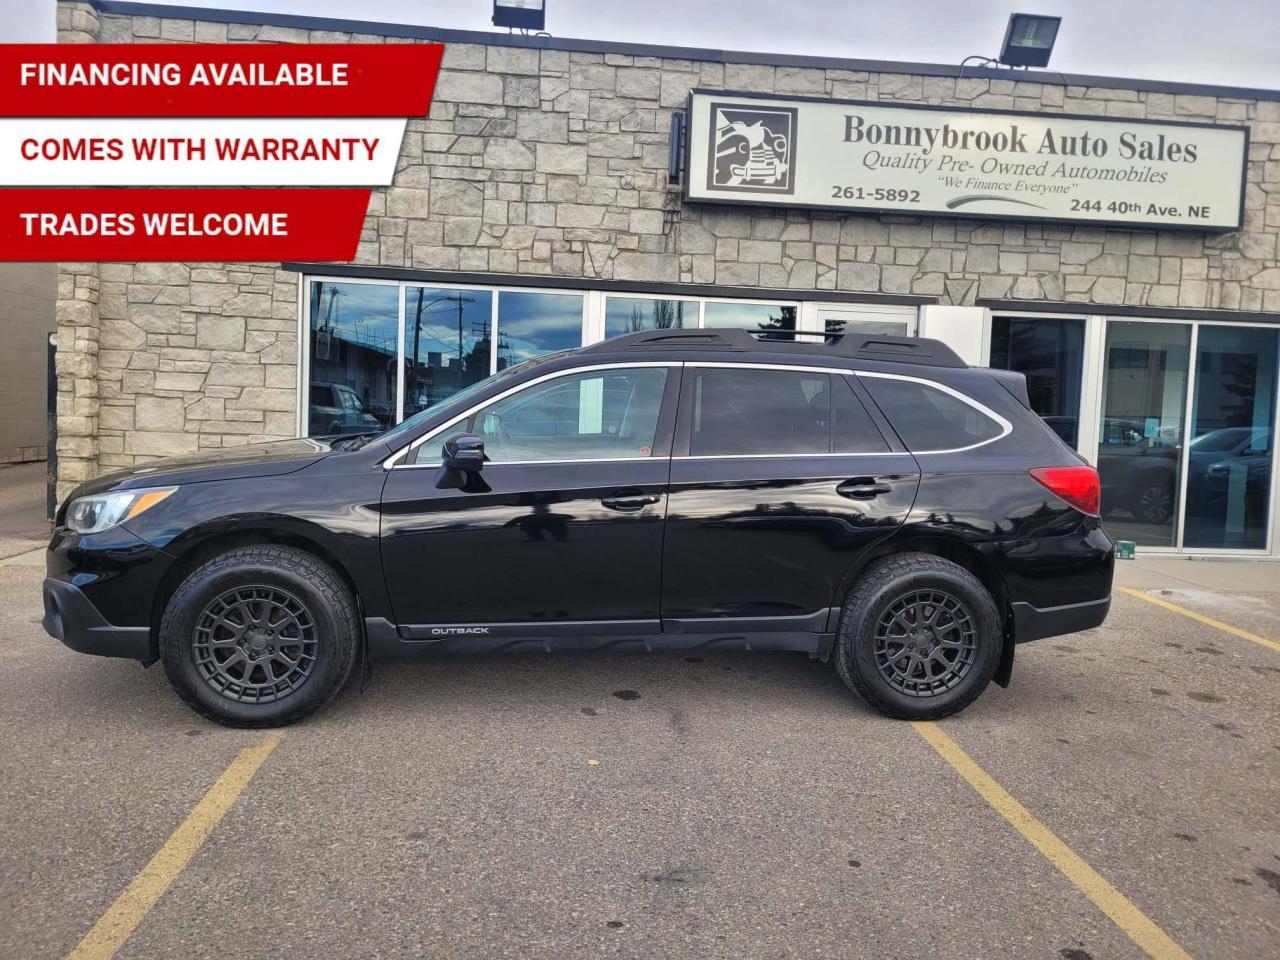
[55,0,1280,493]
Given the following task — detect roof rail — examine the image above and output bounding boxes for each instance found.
[582,328,967,368]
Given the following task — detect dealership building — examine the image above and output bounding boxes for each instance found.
[53,0,1280,556]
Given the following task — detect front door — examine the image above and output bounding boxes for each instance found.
[380,364,679,634]
[661,364,920,635]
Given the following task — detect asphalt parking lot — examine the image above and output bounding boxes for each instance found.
[1,522,1277,959]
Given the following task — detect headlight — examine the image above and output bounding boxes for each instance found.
[65,486,177,535]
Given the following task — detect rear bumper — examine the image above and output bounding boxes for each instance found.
[1011,596,1111,644]
[42,577,152,660]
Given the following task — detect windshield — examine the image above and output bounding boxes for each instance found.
[372,350,574,451]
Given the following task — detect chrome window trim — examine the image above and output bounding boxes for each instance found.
[382,359,1013,468]
[675,452,913,460]
[383,361,679,469]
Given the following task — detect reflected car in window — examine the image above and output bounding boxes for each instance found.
[308,382,384,436]
[1096,417,1181,525]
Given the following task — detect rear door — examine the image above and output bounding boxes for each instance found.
[661,363,920,634]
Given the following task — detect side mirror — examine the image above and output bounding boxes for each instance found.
[434,433,486,490]
[442,433,486,472]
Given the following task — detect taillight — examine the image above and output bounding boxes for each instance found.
[1029,465,1101,516]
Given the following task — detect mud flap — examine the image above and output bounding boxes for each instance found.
[994,616,1016,688]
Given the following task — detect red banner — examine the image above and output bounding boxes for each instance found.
[0,188,371,260]
[0,44,443,116]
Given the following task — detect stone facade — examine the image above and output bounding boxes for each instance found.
[54,0,1280,497]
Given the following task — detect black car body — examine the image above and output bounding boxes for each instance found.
[44,330,1113,725]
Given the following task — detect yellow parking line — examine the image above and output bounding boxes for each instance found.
[66,732,283,960]
[913,722,1192,960]
[1116,586,1280,654]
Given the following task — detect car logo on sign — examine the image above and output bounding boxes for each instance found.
[706,102,798,195]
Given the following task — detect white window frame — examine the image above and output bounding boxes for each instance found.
[810,302,919,338]
[1091,313,1280,557]
[987,309,1280,557]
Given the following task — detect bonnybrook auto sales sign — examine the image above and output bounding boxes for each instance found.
[685,90,1248,230]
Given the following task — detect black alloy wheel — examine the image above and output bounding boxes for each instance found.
[872,589,978,698]
[192,585,319,703]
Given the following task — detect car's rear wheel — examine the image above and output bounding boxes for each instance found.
[834,553,1001,720]
[160,545,359,727]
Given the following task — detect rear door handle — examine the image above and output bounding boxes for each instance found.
[836,478,893,499]
[601,493,662,511]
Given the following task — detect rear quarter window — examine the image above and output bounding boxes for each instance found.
[860,375,1006,452]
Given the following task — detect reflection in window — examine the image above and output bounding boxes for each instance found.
[469,367,668,462]
[1097,322,1190,547]
[1184,326,1277,549]
[308,281,398,437]
[498,291,583,370]
[703,301,797,334]
[990,316,1084,447]
[826,317,911,337]
[403,286,493,420]
[604,297,696,338]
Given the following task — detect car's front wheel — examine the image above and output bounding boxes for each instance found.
[834,553,1001,720]
[160,545,359,727]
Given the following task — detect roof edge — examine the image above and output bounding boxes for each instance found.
[87,0,1280,103]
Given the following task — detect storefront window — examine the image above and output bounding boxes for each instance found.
[1183,326,1277,549]
[497,291,583,370]
[990,316,1084,448]
[307,281,399,437]
[1097,322,1191,547]
[403,286,493,420]
[703,301,797,333]
[603,296,696,338]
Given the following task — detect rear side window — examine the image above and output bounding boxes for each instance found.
[688,368,888,456]
[861,375,1004,452]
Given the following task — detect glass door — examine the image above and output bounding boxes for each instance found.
[1096,321,1191,547]
[1183,325,1277,550]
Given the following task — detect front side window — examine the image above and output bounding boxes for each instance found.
[460,367,668,463]
[861,376,1004,452]
[688,368,887,457]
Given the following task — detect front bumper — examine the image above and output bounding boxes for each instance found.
[1010,596,1111,644]
[42,577,153,660]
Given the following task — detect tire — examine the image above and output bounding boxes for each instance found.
[160,545,359,727]
[834,553,1001,721]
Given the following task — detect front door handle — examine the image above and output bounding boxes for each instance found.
[601,493,662,511]
[836,478,893,499]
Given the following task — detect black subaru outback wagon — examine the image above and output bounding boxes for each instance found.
[44,330,1113,726]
